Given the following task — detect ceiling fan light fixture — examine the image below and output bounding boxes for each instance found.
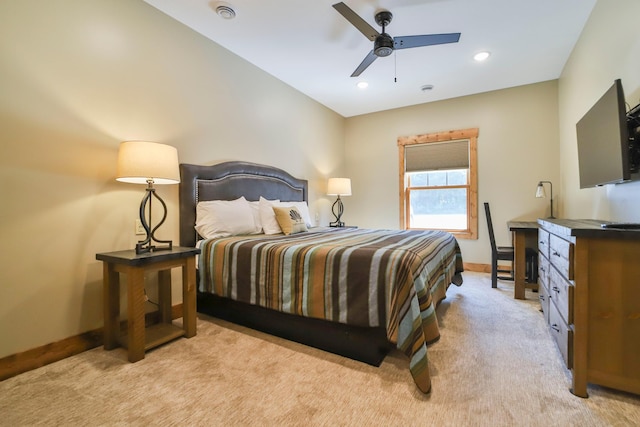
[474,51,491,62]
[374,34,394,57]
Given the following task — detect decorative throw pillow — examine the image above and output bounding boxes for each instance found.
[272,206,308,235]
[281,201,313,228]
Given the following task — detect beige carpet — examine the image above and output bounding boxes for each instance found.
[1,272,639,426]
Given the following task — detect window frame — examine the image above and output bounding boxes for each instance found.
[397,128,478,240]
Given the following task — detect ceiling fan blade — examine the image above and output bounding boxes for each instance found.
[394,33,461,50]
[333,2,379,41]
[351,50,378,77]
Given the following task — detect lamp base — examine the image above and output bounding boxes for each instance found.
[135,183,173,255]
[330,196,345,228]
[135,241,173,255]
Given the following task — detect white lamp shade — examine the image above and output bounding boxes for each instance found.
[535,184,546,198]
[327,178,352,196]
[116,141,180,185]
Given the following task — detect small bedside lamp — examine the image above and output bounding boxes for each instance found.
[536,180,555,219]
[327,178,352,227]
[116,141,180,254]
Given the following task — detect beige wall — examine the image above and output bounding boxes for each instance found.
[343,81,560,264]
[0,1,345,358]
[558,0,640,221]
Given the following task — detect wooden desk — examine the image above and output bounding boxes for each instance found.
[96,246,200,362]
[507,221,538,300]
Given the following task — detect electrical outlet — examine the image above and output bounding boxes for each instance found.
[135,219,146,235]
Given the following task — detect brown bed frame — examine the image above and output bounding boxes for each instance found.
[179,161,391,366]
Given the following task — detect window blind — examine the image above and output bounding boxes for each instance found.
[405,139,469,172]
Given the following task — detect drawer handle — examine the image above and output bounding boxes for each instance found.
[550,324,560,332]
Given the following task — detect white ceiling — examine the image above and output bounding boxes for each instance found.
[144,0,596,118]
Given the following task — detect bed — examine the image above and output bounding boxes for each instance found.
[179,161,463,393]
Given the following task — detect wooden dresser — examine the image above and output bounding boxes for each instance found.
[537,219,640,397]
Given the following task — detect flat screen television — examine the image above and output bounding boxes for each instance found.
[576,79,637,188]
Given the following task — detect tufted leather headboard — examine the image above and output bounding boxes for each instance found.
[179,161,308,247]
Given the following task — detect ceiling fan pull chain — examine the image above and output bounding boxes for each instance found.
[394,50,397,82]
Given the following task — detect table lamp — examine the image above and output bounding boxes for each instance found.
[327,178,352,227]
[116,141,180,254]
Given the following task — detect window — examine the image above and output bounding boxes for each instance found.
[398,128,478,239]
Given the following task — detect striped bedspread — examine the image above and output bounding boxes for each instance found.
[198,227,463,393]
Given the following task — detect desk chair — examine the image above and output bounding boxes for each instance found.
[484,202,514,288]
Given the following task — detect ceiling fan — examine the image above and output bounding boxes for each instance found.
[332,2,461,77]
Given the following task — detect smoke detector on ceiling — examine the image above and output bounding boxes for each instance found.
[213,2,236,19]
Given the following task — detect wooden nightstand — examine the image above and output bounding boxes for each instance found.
[96,246,200,362]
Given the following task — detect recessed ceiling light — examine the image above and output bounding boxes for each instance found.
[474,51,491,62]
[357,81,369,89]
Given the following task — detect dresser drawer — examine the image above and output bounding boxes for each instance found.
[549,234,574,279]
[538,280,550,325]
[548,265,574,324]
[538,228,550,260]
[538,253,550,291]
[548,300,573,369]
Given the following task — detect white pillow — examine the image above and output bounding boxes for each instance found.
[248,201,262,233]
[195,197,260,239]
[281,201,312,228]
[259,197,282,234]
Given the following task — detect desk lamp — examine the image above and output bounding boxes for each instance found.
[535,180,555,219]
